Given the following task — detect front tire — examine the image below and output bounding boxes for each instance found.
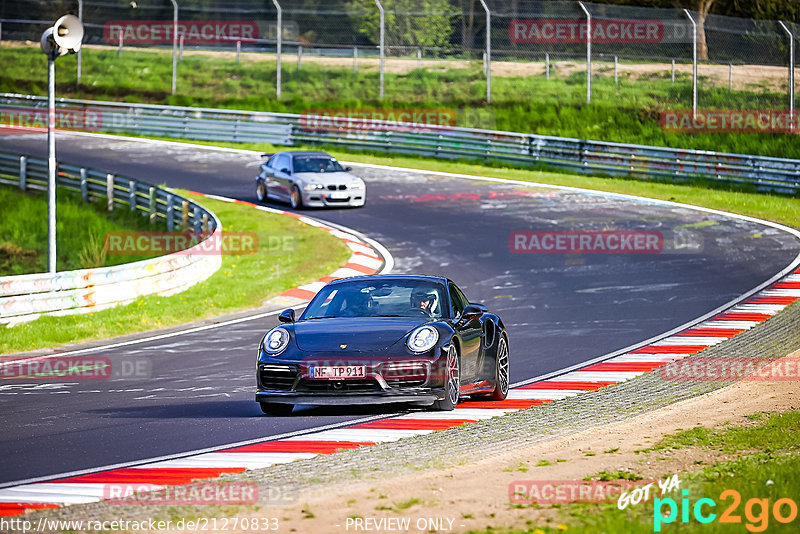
[259,402,293,416]
[256,180,268,203]
[489,336,509,401]
[290,185,303,210]
[433,345,460,411]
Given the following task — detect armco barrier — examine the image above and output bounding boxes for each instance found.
[0,150,222,326]
[2,93,800,194]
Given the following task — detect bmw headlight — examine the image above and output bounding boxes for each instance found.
[263,327,290,355]
[406,325,439,353]
[304,183,325,191]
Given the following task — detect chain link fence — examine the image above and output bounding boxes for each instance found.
[1,1,798,128]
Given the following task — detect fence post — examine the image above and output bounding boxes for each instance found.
[170,0,178,95]
[149,186,157,224]
[684,9,698,119]
[77,0,83,82]
[272,0,282,99]
[118,32,123,56]
[106,174,115,211]
[202,213,209,233]
[729,62,732,91]
[353,46,358,72]
[417,47,421,69]
[546,52,550,80]
[0,22,3,49]
[779,21,795,122]
[179,35,184,61]
[479,0,491,103]
[375,0,385,99]
[193,207,201,233]
[297,45,303,70]
[578,1,591,104]
[614,56,618,84]
[671,59,675,83]
[166,193,174,231]
[129,180,137,212]
[236,40,241,64]
[19,156,26,191]
[80,168,88,202]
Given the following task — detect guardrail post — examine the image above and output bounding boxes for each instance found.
[19,156,26,191]
[106,173,115,211]
[192,207,201,233]
[149,186,157,224]
[80,168,88,202]
[272,0,282,99]
[182,200,189,229]
[166,193,174,231]
[202,213,209,233]
[129,180,137,212]
[578,1,591,104]
[297,45,303,70]
[375,0,385,99]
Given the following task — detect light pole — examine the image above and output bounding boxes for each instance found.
[40,14,84,273]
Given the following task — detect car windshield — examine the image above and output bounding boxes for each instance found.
[293,156,344,174]
[302,280,446,320]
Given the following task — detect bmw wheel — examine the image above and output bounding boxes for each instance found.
[256,180,267,203]
[259,402,293,416]
[290,185,303,210]
[433,344,460,411]
[489,336,509,401]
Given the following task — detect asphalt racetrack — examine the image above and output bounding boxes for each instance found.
[1,132,798,485]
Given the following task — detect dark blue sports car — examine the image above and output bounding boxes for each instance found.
[255,275,510,415]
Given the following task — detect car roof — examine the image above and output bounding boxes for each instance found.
[282,151,333,158]
[326,274,450,287]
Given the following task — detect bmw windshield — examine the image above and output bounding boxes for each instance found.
[293,156,345,173]
[302,280,447,320]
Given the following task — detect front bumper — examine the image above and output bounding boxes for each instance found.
[302,190,366,208]
[256,359,444,406]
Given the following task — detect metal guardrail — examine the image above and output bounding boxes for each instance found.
[0,149,222,325]
[2,93,799,194]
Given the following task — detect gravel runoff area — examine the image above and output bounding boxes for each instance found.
[21,299,800,529]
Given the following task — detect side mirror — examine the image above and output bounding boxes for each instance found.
[278,309,295,323]
[345,166,353,172]
[280,168,291,175]
[461,303,487,320]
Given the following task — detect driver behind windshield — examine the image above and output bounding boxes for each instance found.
[410,287,439,316]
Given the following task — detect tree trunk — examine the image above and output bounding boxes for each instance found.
[696,0,715,61]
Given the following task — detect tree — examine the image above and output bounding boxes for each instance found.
[345,0,455,51]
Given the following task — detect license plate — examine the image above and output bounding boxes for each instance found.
[309,365,366,379]
[328,191,349,200]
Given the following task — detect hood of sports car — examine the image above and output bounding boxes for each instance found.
[293,317,428,352]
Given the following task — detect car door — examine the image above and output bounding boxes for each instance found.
[272,153,293,201]
[261,154,281,199]
[449,282,482,382]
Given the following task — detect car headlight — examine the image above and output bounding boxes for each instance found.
[304,183,325,191]
[406,325,439,353]
[263,327,290,355]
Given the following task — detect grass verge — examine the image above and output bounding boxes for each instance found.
[504,411,800,534]
[0,189,351,354]
[2,44,799,159]
[0,184,165,275]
